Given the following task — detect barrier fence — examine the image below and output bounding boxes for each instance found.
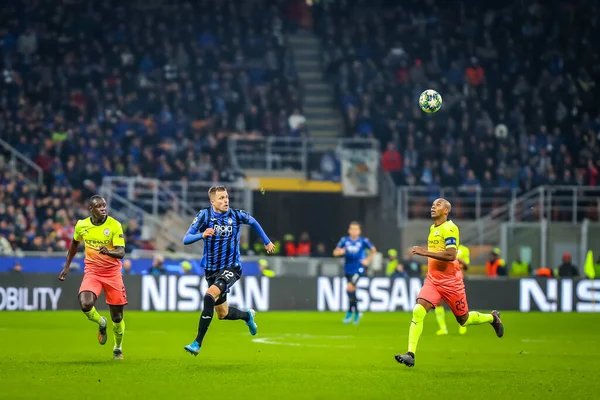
[1,274,598,313]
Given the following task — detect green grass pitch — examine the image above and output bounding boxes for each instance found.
[1,311,599,400]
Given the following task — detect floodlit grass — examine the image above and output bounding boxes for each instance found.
[1,311,599,399]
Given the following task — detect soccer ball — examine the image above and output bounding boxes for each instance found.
[419,89,443,113]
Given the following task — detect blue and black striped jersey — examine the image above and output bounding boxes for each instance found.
[336,236,374,274]
[188,207,251,272]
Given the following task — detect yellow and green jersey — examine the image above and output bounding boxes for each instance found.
[73,216,125,276]
[427,219,460,282]
[457,244,470,265]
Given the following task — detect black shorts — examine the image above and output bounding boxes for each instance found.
[345,273,362,286]
[205,267,242,305]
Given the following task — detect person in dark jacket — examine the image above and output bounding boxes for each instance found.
[557,253,579,277]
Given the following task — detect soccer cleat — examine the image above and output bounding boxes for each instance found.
[184,341,201,356]
[458,325,467,335]
[343,312,353,324]
[436,328,448,336]
[395,352,415,368]
[246,309,258,336]
[491,310,504,338]
[113,349,123,360]
[97,317,107,345]
[353,312,362,325]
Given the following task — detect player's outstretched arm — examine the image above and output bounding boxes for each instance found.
[412,246,457,262]
[99,245,125,259]
[183,210,210,245]
[59,239,80,281]
[245,214,274,253]
[333,237,346,257]
[333,248,345,256]
[361,246,377,265]
[361,239,377,265]
[183,225,209,245]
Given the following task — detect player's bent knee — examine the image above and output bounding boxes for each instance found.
[204,293,216,307]
[206,283,224,298]
[78,292,96,311]
[79,298,94,312]
[416,298,433,312]
[109,305,125,322]
[413,303,428,318]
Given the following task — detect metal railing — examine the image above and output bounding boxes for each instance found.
[460,186,543,250]
[397,185,600,226]
[542,186,600,224]
[499,218,600,273]
[98,187,184,247]
[101,177,253,217]
[228,136,379,178]
[0,138,44,187]
[397,185,600,270]
[397,186,520,226]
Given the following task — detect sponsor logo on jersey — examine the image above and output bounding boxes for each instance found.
[213,225,233,237]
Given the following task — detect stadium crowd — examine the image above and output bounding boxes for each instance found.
[0,159,160,255]
[1,0,302,189]
[316,0,600,195]
[0,0,307,254]
[2,0,600,255]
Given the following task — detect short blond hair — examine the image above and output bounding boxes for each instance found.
[208,186,227,199]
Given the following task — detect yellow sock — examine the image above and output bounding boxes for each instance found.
[84,307,104,326]
[463,311,494,326]
[113,319,125,349]
[435,306,447,331]
[408,304,427,353]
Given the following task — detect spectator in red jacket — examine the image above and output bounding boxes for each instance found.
[465,57,485,87]
[382,142,403,184]
[296,232,312,257]
[283,234,297,257]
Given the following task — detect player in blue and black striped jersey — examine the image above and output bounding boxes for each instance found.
[333,221,376,324]
[182,186,274,356]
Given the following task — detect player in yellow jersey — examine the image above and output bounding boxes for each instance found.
[58,195,127,360]
[434,243,470,335]
[395,198,504,368]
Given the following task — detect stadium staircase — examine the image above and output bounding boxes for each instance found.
[288,30,342,138]
[159,209,193,251]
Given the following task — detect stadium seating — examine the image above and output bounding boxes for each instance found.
[0,157,78,254]
[314,0,600,219]
[2,0,600,258]
[0,0,307,253]
[0,0,301,187]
